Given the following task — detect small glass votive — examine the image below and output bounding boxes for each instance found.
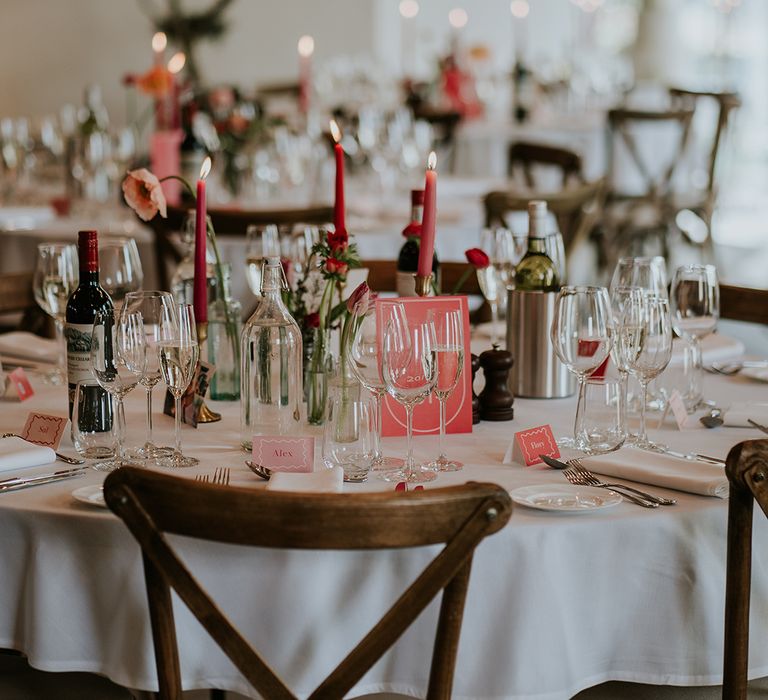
[579,377,626,455]
[72,380,116,460]
[322,397,376,482]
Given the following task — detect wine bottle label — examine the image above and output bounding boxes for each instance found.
[65,322,97,385]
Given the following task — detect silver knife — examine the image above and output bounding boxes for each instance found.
[0,468,87,493]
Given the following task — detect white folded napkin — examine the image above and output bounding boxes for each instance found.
[266,467,344,493]
[0,437,56,472]
[580,448,728,498]
[668,334,744,368]
[0,332,59,364]
[724,402,768,428]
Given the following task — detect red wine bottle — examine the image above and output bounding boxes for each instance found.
[396,189,439,296]
[65,230,114,424]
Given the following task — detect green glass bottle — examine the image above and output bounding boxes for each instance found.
[514,200,560,292]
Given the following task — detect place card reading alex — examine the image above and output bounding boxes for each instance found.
[21,412,67,449]
[504,425,560,466]
[7,367,34,402]
[251,436,314,472]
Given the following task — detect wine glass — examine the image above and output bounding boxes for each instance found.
[670,264,719,411]
[610,285,644,444]
[99,237,143,305]
[157,303,200,468]
[245,224,280,296]
[33,243,79,384]
[624,295,673,451]
[550,286,613,451]
[380,306,438,483]
[609,256,668,298]
[430,309,465,471]
[346,304,404,469]
[90,309,147,471]
[478,227,515,345]
[120,291,175,461]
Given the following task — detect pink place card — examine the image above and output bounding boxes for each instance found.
[21,412,67,449]
[8,368,34,402]
[252,436,314,472]
[506,425,560,466]
[376,296,472,437]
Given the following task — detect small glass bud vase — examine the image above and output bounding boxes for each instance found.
[208,273,242,400]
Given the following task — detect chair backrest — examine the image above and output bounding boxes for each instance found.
[507,141,585,189]
[146,204,334,291]
[104,467,512,700]
[362,259,482,296]
[0,271,34,314]
[722,438,768,699]
[606,107,695,201]
[483,178,605,254]
[720,284,768,326]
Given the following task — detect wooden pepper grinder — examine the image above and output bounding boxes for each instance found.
[471,353,481,425]
[479,344,515,421]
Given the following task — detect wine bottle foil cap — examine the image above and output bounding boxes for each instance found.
[265,256,280,266]
[410,189,425,206]
[78,230,98,272]
[528,200,548,216]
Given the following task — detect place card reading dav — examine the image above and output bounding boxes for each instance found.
[252,436,314,472]
[504,425,560,467]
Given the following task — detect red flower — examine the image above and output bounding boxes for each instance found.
[325,257,348,276]
[135,66,172,98]
[327,226,348,253]
[346,281,371,315]
[465,248,490,269]
[305,312,320,329]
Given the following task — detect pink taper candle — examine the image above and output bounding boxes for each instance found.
[193,156,211,324]
[417,151,437,277]
[330,119,346,236]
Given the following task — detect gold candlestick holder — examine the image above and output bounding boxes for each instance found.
[195,321,222,424]
[414,273,433,297]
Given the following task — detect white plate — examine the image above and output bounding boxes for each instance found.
[740,367,768,383]
[509,484,622,512]
[72,485,106,508]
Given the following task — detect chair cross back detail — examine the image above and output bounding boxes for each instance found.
[507,141,585,189]
[607,107,695,201]
[104,467,512,700]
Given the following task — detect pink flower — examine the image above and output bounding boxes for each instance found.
[346,281,371,315]
[325,256,348,276]
[121,169,167,222]
[465,247,490,269]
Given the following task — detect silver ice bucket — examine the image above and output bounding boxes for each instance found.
[506,289,576,399]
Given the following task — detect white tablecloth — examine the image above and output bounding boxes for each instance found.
[0,338,767,699]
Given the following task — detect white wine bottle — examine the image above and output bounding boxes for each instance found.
[514,201,560,292]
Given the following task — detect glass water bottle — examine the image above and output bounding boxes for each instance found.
[240,257,302,451]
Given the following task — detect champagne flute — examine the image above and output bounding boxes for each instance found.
[33,243,78,384]
[381,306,438,483]
[346,304,404,469]
[90,309,146,471]
[478,227,515,344]
[99,237,143,305]
[157,303,200,468]
[245,224,280,296]
[550,286,613,451]
[624,295,673,450]
[120,291,175,461]
[610,285,644,444]
[430,309,464,471]
[670,264,719,411]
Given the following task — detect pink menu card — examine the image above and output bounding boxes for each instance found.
[376,296,472,437]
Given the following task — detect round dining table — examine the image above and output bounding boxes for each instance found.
[0,334,767,700]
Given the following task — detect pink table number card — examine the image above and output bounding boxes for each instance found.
[377,296,472,437]
[7,367,34,402]
[505,425,560,466]
[21,412,67,449]
[251,436,314,472]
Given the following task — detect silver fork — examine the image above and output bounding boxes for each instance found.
[212,467,231,486]
[562,467,659,508]
[568,459,676,506]
[194,474,209,483]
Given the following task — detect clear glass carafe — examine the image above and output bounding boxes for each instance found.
[240,257,302,451]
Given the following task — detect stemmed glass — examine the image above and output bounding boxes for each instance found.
[609,256,668,297]
[346,305,404,469]
[430,309,465,471]
[99,237,143,305]
[157,303,200,468]
[33,243,78,384]
[477,227,516,345]
[245,224,280,296]
[610,285,644,443]
[670,264,719,411]
[624,295,673,450]
[90,309,147,471]
[120,291,175,461]
[551,286,613,451]
[380,306,438,483]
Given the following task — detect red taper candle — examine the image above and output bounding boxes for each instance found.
[193,156,211,324]
[330,119,346,236]
[417,151,437,277]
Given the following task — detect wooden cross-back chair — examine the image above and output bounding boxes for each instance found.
[104,467,512,700]
[0,270,49,336]
[603,106,695,266]
[723,439,768,699]
[147,204,334,291]
[507,141,585,190]
[720,284,768,326]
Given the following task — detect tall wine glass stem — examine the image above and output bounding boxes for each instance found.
[619,369,629,441]
[685,337,703,407]
[173,394,183,458]
[489,301,499,345]
[438,398,447,460]
[373,391,384,462]
[116,395,126,460]
[404,404,415,475]
[145,387,154,448]
[573,376,588,449]
[638,378,649,445]
[54,318,65,379]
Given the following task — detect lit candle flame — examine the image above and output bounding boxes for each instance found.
[167,52,186,74]
[199,156,211,180]
[152,32,167,52]
[329,119,342,144]
[427,151,437,170]
[297,34,315,57]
